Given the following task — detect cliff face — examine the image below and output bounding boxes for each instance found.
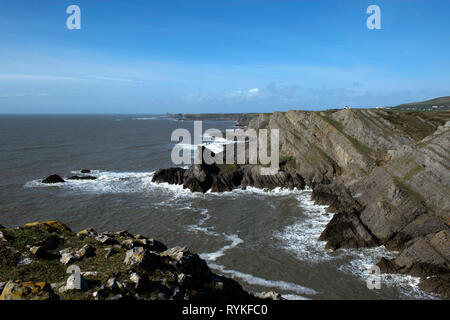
[248,109,450,297]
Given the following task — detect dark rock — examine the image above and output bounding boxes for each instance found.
[152,167,185,185]
[124,247,160,270]
[80,169,91,173]
[67,175,97,180]
[393,230,450,276]
[419,273,450,298]
[42,174,65,184]
[376,257,400,274]
[161,247,211,279]
[311,182,362,214]
[319,212,379,250]
[152,156,305,194]
[385,215,449,251]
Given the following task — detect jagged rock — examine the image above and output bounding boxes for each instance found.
[104,247,117,258]
[78,244,95,258]
[152,167,186,185]
[311,182,362,214]
[59,248,78,265]
[393,230,450,275]
[95,234,119,245]
[93,285,110,300]
[42,174,65,184]
[385,215,449,251]
[77,228,98,237]
[121,237,167,252]
[376,257,400,274]
[124,247,159,269]
[0,281,54,300]
[358,168,428,244]
[30,246,45,257]
[130,272,141,284]
[116,230,134,238]
[67,175,97,180]
[153,163,305,193]
[162,247,210,278]
[258,291,284,300]
[419,274,450,298]
[319,212,379,250]
[106,278,122,293]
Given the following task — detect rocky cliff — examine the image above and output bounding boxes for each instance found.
[155,108,450,298]
[247,109,450,298]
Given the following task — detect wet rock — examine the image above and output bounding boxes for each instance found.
[67,175,97,180]
[152,167,186,185]
[376,257,400,274]
[419,274,450,298]
[319,211,379,250]
[80,169,91,173]
[0,281,55,300]
[42,174,65,184]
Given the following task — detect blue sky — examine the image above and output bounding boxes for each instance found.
[0,0,449,114]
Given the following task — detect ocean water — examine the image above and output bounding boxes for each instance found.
[0,115,437,300]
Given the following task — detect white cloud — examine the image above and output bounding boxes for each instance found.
[248,88,259,94]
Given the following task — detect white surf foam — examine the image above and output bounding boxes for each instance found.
[208,262,317,296]
[132,117,157,120]
[274,188,334,262]
[200,234,244,262]
[275,187,439,299]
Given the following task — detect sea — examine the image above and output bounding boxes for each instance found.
[0,114,438,299]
